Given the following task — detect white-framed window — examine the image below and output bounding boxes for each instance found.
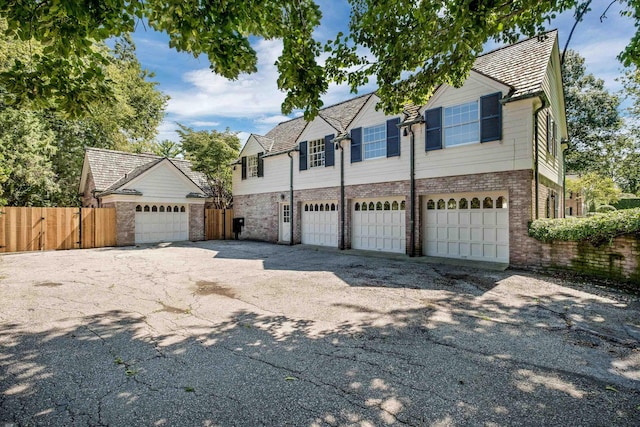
[247,154,258,177]
[444,101,479,147]
[363,124,386,159]
[309,138,325,168]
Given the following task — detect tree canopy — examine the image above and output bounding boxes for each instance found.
[3,1,640,118]
[0,25,168,206]
[567,173,622,211]
[178,125,240,209]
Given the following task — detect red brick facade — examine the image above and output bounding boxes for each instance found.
[234,169,554,265]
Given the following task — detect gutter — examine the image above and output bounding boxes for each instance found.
[533,95,549,219]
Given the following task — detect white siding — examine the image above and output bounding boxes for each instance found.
[233,153,291,196]
[123,162,201,201]
[343,96,407,186]
[538,50,564,187]
[413,81,533,180]
[295,118,340,190]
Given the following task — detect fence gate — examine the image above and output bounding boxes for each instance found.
[205,209,234,240]
[0,207,116,253]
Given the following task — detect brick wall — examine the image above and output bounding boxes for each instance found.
[522,235,640,283]
[102,201,136,246]
[234,170,542,265]
[189,204,205,241]
[414,169,534,265]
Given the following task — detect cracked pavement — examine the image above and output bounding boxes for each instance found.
[0,240,639,426]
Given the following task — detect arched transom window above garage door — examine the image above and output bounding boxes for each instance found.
[354,199,406,211]
[304,202,338,212]
[425,195,508,210]
[135,204,187,213]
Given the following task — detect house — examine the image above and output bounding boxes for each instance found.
[79,147,211,245]
[232,31,568,266]
[564,174,584,216]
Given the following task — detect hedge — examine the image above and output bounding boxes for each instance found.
[528,208,640,244]
[614,198,640,210]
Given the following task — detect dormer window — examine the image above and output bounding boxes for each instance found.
[241,152,264,179]
[308,138,325,168]
[444,101,479,147]
[247,154,258,177]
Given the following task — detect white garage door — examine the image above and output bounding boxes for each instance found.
[301,201,338,247]
[352,198,406,253]
[423,193,509,263]
[135,204,189,244]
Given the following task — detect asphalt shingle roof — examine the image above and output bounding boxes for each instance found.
[85,147,209,195]
[248,31,557,153]
[473,30,557,99]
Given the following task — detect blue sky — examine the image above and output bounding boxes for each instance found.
[129,0,636,144]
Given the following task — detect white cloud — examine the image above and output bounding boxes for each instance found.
[255,115,294,125]
[157,120,180,142]
[166,39,287,119]
[189,121,220,127]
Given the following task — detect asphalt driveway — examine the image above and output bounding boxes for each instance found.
[1,241,639,426]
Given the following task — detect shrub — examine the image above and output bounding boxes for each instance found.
[614,198,640,210]
[596,204,616,213]
[528,208,640,244]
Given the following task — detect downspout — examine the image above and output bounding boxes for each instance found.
[332,134,351,250]
[533,97,548,220]
[561,139,569,218]
[287,150,295,245]
[398,116,424,257]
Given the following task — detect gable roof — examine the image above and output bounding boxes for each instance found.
[473,30,557,100]
[245,93,375,156]
[83,147,210,195]
[250,31,558,154]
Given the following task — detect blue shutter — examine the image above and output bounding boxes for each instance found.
[425,108,442,151]
[350,127,362,163]
[480,92,502,142]
[324,134,335,167]
[299,141,307,171]
[257,152,264,177]
[241,156,247,180]
[386,118,401,157]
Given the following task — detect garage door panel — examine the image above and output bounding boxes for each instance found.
[424,193,509,263]
[135,204,189,244]
[301,201,338,247]
[352,198,406,253]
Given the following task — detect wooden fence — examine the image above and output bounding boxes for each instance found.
[205,209,234,240]
[0,207,116,253]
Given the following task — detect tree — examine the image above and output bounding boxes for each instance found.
[0,26,168,206]
[153,140,183,158]
[567,173,622,212]
[618,66,640,194]
[0,109,58,206]
[3,1,640,117]
[177,125,240,209]
[562,49,625,178]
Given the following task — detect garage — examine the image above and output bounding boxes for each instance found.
[423,192,509,263]
[352,198,406,253]
[135,204,189,244]
[301,201,338,246]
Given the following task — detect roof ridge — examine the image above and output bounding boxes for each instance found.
[477,29,557,59]
[85,146,161,159]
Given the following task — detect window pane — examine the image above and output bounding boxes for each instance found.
[309,138,325,168]
[444,101,479,147]
[247,155,258,177]
[363,124,386,159]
